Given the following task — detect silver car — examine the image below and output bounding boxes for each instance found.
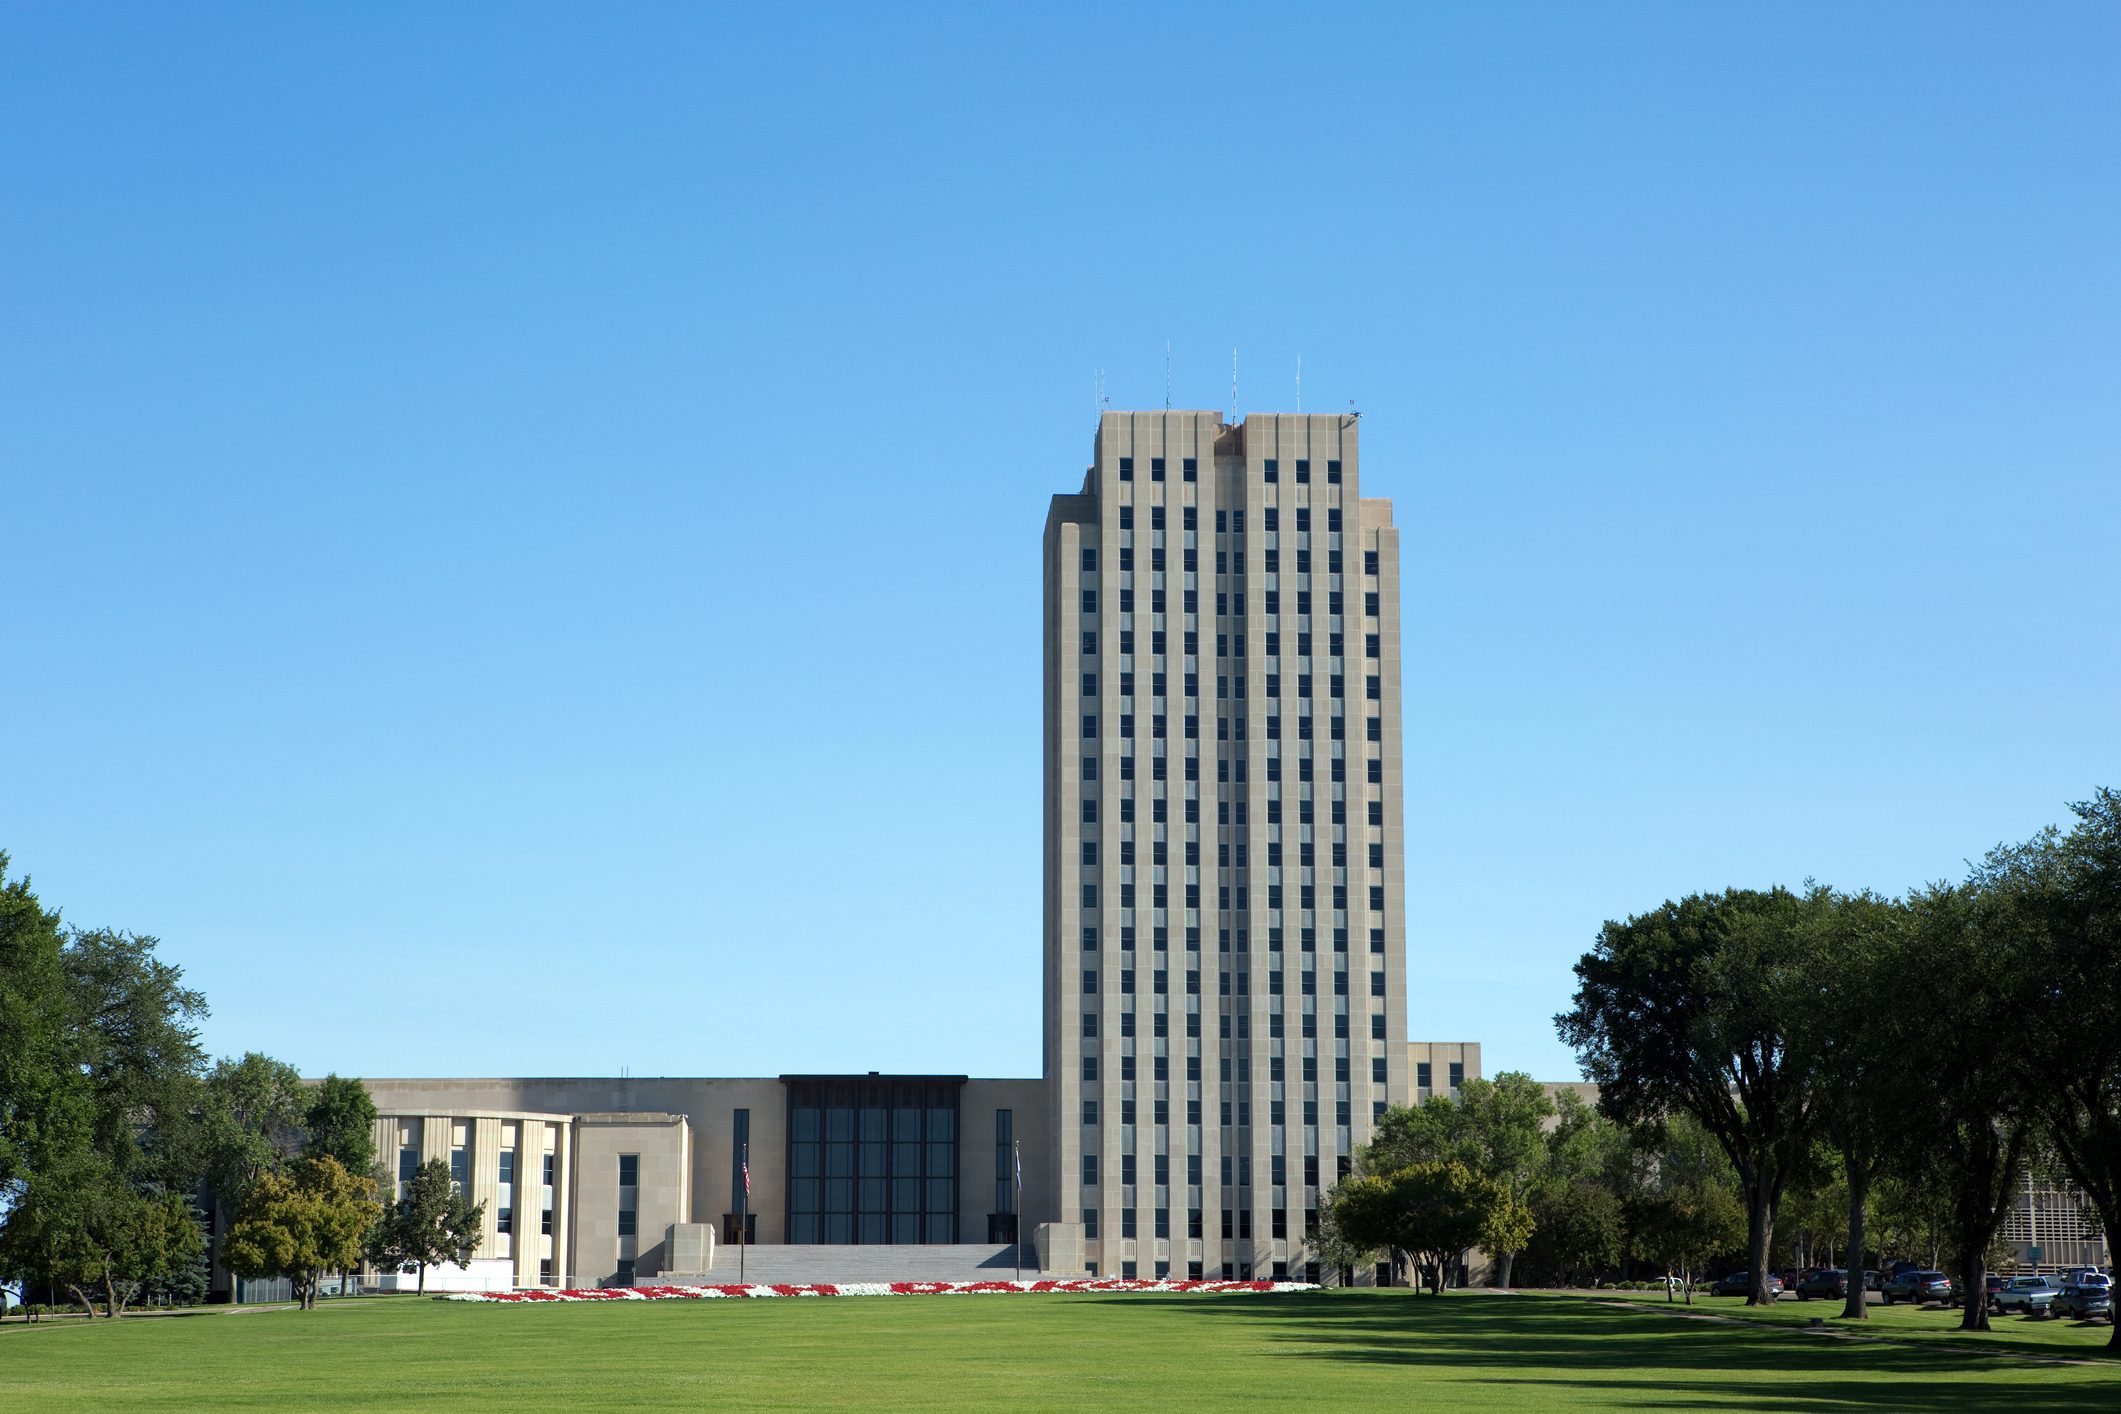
[1992,1275,2058,1315]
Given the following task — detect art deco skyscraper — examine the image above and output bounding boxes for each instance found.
[1044,411,1409,1281]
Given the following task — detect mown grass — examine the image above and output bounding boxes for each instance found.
[2,1289,2115,1410]
[1598,1289,2121,1352]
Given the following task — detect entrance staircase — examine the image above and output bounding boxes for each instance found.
[682,1243,1037,1285]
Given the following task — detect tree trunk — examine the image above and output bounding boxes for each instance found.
[1746,1187,1775,1306]
[1957,1244,1990,1332]
[418,1261,427,1295]
[1842,1160,1869,1321]
[1495,1251,1515,1289]
[66,1284,97,1319]
[103,1270,119,1318]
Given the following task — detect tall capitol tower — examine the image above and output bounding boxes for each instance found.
[1043,410,1410,1281]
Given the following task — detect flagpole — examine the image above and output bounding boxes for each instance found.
[1014,1138,1023,1284]
[739,1141,748,1284]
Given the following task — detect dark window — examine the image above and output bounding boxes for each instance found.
[619,1154,639,1187]
[1263,458,1278,482]
[1295,458,1310,482]
[1326,459,1342,483]
[784,1078,960,1244]
[1118,456,1133,480]
[1183,457,1198,480]
[1151,457,1165,481]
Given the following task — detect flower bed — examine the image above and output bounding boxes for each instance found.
[442,1278,1317,1303]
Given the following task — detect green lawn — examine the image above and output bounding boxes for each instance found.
[2,1290,2115,1410]
[1595,1289,2121,1353]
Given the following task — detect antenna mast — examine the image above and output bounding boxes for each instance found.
[1164,341,1172,411]
[1229,348,1238,423]
[1296,354,1303,413]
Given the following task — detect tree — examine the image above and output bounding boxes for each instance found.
[0,858,76,1195]
[1330,1161,1525,1294]
[197,1053,308,1201]
[1366,1072,1553,1286]
[1895,879,2040,1334]
[1801,892,1915,1319]
[61,928,209,1190]
[0,1150,203,1317]
[1558,886,1833,1305]
[1450,1073,1553,1287]
[370,1159,484,1294]
[1523,1178,1624,1288]
[1633,1113,1748,1303]
[223,1156,379,1309]
[1995,789,2121,1354]
[304,1075,378,1173]
[1,909,209,1316]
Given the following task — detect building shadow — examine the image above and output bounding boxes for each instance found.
[1086,1292,2113,1411]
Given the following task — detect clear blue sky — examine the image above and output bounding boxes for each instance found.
[3,3,2115,1085]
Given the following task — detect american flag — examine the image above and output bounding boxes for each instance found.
[742,1143,750,1196]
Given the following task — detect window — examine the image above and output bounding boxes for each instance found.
[1263,458,1278,482]
[1183,457,1198,481]
[1364,549,1379,576]
[398,1146,419,1187]
[1151,456,1165,481]
[1327,459,1342,483]
[1118,456,1133,480]
[1082,547,1097,573]
[449,1144,468,1191]
[1294,458,1310,482]
[1449,1062,1465,1090]
[1083,1155,1099,1187]
[1417,1062,1432,1089]
[618,1208,637,1237]
[497,1206,512,1235]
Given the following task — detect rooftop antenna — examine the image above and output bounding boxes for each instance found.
[1230,348,1238,423]
[1164,341,1172,411]
[1296,354,1303,413]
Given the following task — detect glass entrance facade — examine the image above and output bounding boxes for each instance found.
[784,1076,961,1243]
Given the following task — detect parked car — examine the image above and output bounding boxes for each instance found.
[2055,1273,2113,1322]
[1712,1271,1784,1299]
[1796,1268,1849,1300]
[1993,1275,2059,1316]
[1981,1274,2007,1306]
[1879,1270,1955,1306]
[1862,1269,1882,1291]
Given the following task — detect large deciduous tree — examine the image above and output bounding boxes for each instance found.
[1799,891,1913,1319]
[0,858,76,1195]
[1991,789,2121,1354]
[1894,879,2040,1334]
[1557,886,1832,1305]
[1366,1072,1554,1286]
[1330,1160,1524,1294]
[304,1075,379,1173]
[223,1156,379,1309]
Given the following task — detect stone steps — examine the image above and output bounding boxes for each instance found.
[673,1243,1039,1285]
